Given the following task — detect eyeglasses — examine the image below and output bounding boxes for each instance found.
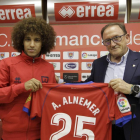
[102,34,126,46]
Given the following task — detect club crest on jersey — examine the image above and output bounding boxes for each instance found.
[41,76,49,83]
[25,93,31,103]
[117,97,130,113]
[68,52,74,59]
[0,53,5,59]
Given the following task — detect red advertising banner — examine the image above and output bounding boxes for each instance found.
[55,2,119,21]
[138,10,140,19]
[0,23,140,81]
[0,4,35,23]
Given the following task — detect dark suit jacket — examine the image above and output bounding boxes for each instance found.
[85,49,140,140]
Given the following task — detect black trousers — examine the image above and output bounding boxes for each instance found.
[112,125,125,140]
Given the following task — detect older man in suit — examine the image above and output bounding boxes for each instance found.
[85,23,140,140]
[56,23,140,140]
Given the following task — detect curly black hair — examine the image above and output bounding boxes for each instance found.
[11,17,56,54]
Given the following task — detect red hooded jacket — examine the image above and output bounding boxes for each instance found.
[0,52,56,140]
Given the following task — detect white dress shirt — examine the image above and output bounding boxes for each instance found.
[104,49,139,98]
[104,50,127,83]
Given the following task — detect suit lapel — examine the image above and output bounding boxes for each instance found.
[123,50,139,83]
[99,56,108,82]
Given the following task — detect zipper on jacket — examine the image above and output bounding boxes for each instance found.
[32,58,35,78]
[33,58,35,63]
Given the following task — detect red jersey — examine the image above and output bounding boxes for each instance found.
[23,82,132,140]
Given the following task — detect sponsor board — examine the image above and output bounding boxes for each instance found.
[81,73,91,81]
[81,62,92,70]
[63,51,79,59]
[49,62,60,70]
[45,52,61,60]
[81,51,97,59]
[63,73,78,81]
[100,51,109,57]
[55,73,60,78]
[11,52,20,57]
[0,52,9,60]
[63,62,78,70]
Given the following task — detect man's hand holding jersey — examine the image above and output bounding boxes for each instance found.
[108,78,132,94]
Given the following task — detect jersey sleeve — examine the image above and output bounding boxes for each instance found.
[23,91,42,119]
[23,92,32,116]
[114,93,134,127]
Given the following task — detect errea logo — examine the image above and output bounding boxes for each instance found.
[59,6,75,18]
[55,2,119,21]
[0,4,35,23]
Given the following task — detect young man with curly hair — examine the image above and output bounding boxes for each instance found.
[0,17,56,140]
